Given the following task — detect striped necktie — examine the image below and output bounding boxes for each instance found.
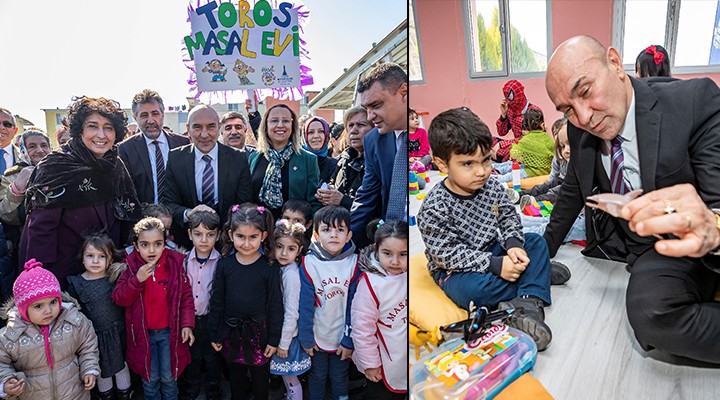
[386,131,408,221]
[610,136,628,194]
[152,140,165,202]
[201,154,215,206]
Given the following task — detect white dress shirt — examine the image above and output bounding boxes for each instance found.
[193,143,219,205]
[144,133,170,203]
[601,90,641,192]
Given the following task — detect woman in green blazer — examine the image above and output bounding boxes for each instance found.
[248,104,322,219]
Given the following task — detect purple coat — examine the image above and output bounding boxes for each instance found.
[19,203,121,289]
[112,248,195,381]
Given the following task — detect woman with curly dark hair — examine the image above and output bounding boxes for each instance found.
[19,96,141,288]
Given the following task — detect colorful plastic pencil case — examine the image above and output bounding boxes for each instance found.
[410,324,537,399]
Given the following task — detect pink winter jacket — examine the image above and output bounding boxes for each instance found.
[112,249,195,381]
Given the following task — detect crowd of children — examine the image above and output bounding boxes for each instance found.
[0,198,407,400]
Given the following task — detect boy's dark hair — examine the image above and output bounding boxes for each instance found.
[188,211,220,232]
[221,203,274,256]
[282,199,313,224]
[366,219,409,246]
[142,203,172,219]
[428,107,492,163]
[313,206,351,231]
[521,108,544,132]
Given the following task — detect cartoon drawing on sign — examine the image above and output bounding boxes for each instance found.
[233,59,255,86]
[261,66,276,86]
[202,59,227,82]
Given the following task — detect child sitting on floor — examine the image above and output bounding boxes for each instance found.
[409,108,432,168]
[418,107,571,351]
[509,108,554,177]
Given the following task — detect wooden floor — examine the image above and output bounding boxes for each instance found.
[409,170,720,400]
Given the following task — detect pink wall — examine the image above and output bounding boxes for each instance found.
[411,0,720,136]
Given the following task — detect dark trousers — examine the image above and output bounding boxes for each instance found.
[182,315,222,393]
[226,361,269,400]
[308,351,349,400]
[626,249,720,363]
[432,233,552,309]
[366,380,406,400]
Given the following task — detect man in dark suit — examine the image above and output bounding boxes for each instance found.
[544,35,720,363]
[349,63,408,249]
[163,105,253,248]
[0,108,23,173]
[119,90,190,205]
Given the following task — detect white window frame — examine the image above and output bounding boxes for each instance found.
[461,0,553,80]
[409,0,426,84]
[613,0,720,74]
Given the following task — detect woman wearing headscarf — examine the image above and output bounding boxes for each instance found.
[0,129,52,300]
[316,106,373,211]
[248,104,321,220]
[302,116,338,184]
[19,96,141,288]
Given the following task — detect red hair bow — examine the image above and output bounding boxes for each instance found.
[645,46,664,65]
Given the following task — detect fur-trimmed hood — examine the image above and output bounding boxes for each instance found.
[357,246,389,277]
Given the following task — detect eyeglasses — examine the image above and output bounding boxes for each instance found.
[1,121,14,129]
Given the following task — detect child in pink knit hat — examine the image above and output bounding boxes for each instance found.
[0,259,100,399]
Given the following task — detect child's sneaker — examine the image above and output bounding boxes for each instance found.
[519,195,536,209]
[497,296,552,351]
[505,187,520,203]
[550,261,571,285]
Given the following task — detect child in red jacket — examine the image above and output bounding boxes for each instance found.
[112,217,195,399]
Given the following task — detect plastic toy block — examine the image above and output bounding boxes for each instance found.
[522,205,541,217]
[409,171,418,184]
[416,193,427,200]
[409,215,417,226]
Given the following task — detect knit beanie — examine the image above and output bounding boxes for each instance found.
[13,259,62,323]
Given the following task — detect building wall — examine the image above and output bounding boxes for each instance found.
[411,0,720,135]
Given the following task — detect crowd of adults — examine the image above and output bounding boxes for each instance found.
[0,61,409,296]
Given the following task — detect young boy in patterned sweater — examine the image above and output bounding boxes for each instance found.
[417,107,570,351]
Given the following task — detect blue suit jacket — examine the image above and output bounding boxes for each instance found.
[350,128,395,248]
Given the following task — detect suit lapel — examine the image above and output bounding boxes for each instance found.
[630,78,660,193]
[135,135,154,186]
[577,130,601,198]
[186,145,199,204]
[216,144,232,211]
[379,131,396,178]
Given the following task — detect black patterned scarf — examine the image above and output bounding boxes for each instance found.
[25,137,141,221]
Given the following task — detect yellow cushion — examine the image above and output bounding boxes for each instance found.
[506,174,549,190]
[409,253,467,331]
[495,373,554,400]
